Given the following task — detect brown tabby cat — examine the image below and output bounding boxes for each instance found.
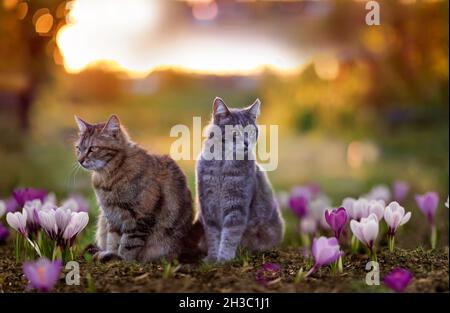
[74,115,198,262]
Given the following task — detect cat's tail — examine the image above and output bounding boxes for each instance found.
[179,220,205,263]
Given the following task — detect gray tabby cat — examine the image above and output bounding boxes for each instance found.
[196,97,285,262]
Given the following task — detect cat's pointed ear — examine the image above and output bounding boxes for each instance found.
[74,115,90,132]
[246,98,261,117]
[102,115,121,133]
[213,97,230,116]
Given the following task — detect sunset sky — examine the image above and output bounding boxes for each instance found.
[56,0,308,77]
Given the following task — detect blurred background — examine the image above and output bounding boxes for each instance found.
[0,0,448,246]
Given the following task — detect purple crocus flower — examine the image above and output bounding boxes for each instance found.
[255,263,281,286]
[23,258,62,292]
[13,188,48,208]
[289,196,308,218]
[415,192,439,224]
[324,207,348,239]
[307,183,321,198]
[393,181,410,202]
[0,223,10,244]
[306,236,342,277]
[4,197,19,213]
[384,268,413,293]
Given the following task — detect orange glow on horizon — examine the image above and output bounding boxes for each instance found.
[56,0,305,78]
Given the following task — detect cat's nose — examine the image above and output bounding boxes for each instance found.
[78,157,86,165]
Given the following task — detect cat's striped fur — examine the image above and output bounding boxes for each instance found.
[74,115,196,262]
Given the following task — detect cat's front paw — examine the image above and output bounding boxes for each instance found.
[93,251,122,263]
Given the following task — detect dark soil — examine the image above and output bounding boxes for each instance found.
[0,242,448,293]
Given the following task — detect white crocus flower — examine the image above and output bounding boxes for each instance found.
[55,206,72,235]
[63,212,89,245]
[384,201,411,235]
[342,197,356,213]
[38,210,57,237]
[365,185,391,203]
[6,210,28,235]
[350,213,379,250]
[23,200,42,228]
[44,192,57,206]
[275,191,290,211]
[299,216,317,234]
[61,198,79,212]
[345,198,370,221]
[38,209,57,239]
[309,193,331,228]
[367,199,385,221]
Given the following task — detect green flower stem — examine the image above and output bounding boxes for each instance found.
[431,224,437,250]
[301,234,310,248]
[351,235,360,253]
[25,237,42,257]
[52,242,57,261]
[338,255,343,273]
[388,235,395,252]
[370,247,377,262]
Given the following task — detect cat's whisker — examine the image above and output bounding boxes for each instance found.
[66,162,81,189]
[72,164,81,188]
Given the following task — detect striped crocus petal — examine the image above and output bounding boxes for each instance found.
[62,212,89,244]
[38,210,57,239]
[6,210,28,235]
[55,206,72,235]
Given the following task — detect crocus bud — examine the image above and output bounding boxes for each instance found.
[23,200,42,234]
[324,207,347,239]
[384,268,413,293]
[299,216,317,234]
[62,212,89,245]
[288,195,308,219]
[55,206,72,235]
[309,194,331,228]
[38,209,57,239]
[347,198,369,221]
[415,192,439,224]
[393,181,410,202]
[366,185,391,203]
[384,201,411,236]
[367,200,385,221]
[350,213,379,250]
[255,263,281,286]
[6,210,28,236]
[311,236,342,268]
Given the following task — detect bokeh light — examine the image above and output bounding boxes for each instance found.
[35,13,54,34]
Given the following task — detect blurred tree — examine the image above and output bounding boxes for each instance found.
[0,0,67,131]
